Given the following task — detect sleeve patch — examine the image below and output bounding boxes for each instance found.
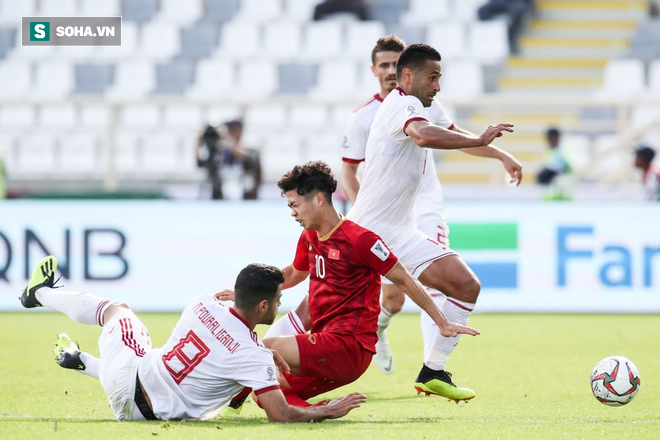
[370,239,390,261]
[405,105,420,117]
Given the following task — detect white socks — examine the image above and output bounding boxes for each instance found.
[376,306,393,340]
[420,289,446,359]
[79,352,100,379]
[424,296,474,371]
[36,287,113,326]
[264,311,306,338]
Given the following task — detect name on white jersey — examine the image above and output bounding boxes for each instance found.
[370,240,390,261]
[192,302,241,353]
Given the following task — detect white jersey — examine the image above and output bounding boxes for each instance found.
[138,294,279,421]
[347,87,450,249]
[343,92,453,237]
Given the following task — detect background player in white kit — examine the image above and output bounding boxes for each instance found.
[347,43,515,402]
[341,37,523,376]
[19,256,366,422]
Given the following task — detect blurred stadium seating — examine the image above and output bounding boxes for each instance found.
[0,0,659,197]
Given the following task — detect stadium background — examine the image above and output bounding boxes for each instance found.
[0,0,659,314]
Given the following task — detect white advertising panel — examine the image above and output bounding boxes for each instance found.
[1,201,658,313]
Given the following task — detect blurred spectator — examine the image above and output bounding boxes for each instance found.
[222,119,262,200]
[634,145,660,201]
[478,0,534,54]
[537,127,573,200]
[196,123,224,200]
[313,0,369,21]
[195,120,262,200]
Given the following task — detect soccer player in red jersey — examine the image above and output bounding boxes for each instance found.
[261,161,479,403]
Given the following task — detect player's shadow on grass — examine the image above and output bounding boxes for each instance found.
[365,394,429,402]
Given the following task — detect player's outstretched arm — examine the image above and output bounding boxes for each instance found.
[282,265,309,290]
[452,125,523,186]
[258,389,367,423]
[384,262,480,337]
[406,120,514,151]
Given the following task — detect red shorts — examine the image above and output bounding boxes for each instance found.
[282,332,373,400]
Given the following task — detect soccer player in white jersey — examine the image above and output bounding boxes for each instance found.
[346,43,515,402]
[342,36,523,377]
[19,256,366,422]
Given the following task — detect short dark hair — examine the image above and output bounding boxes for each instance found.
[234,263,284,310]
[635,145,656,164]
[396,43,441,82]
[371,35,405,66]
[546,127,560,138]
[277,161,337,205]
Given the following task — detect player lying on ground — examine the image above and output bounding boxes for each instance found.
[19,256,365,422]
[218,161,480,410]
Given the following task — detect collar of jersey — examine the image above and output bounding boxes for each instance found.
[229,307,252,330]
[317,215,344,242]
[374,93,384,102]
[394,86,406,95]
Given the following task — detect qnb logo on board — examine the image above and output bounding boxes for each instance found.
[0,228,129,283]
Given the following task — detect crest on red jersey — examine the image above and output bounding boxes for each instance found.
[328,249,340,260]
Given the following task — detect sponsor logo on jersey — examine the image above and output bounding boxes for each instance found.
[308,243,312,251]
[342,135,349,149]
[308,334,317,344]
[328,249,340,260]
[405,105,419,117]
[370,240,390,261]
[266,366,276,382]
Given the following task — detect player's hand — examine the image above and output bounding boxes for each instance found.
[501,152,523,186]
[439,322,481,338]
[479,123,514,146]
[325,392,367,419]
[214,289,235,302]
[270,349,291,373]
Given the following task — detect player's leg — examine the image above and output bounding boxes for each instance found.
[97,304,154,420]
[52,333,100,379]
[416,212,451,363]
[372,281,405,375]
[277,333,372,401]
[415,255,480,402]
[21,256,154,419]
[20,255,118,327]
[263,296,310,339]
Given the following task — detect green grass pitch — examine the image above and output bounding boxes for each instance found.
[1,312,659,439]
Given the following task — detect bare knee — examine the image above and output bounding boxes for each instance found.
[102,302,132,325]
[457,275,481,303]
[382,294,404,314]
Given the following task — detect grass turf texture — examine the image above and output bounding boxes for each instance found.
[1,312,659,439]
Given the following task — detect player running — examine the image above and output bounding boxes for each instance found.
[345,43,516,402]
[19,257,366,422]
[256,161,479,405]
[341,37,522,378]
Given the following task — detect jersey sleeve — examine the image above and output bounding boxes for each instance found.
[234,349,281,394]
[430,101,454,129]
[387,96,429,142]
[292,232,309,272]
[342,111,368,163]
[353,230,399,276]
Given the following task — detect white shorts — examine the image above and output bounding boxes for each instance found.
[382,228,455,285]
[98,310,153,421]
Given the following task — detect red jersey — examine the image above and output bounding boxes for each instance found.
[293,217,398,353]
